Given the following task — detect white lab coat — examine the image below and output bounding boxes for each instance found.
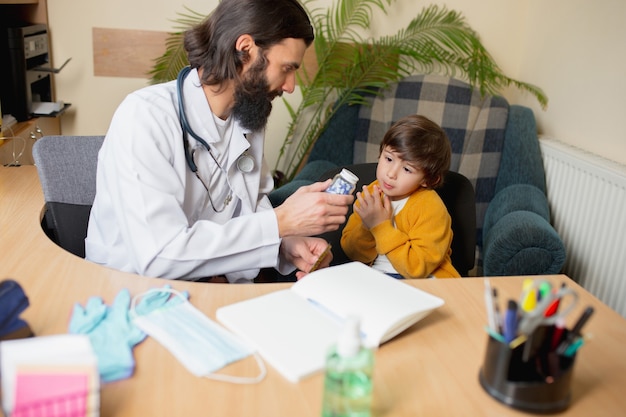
[86,68,293,282]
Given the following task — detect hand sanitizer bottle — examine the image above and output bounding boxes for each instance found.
[321,317,374,417]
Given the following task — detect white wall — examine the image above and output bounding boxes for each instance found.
[515,0,626,166]
[48,0,626,167]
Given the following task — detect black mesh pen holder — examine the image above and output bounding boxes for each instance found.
[478,332,576,413]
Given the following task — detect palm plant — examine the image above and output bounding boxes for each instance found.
[150,0,547,185]
[149,7,206,84]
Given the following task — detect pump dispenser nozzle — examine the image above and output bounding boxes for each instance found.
[337,316,361,357]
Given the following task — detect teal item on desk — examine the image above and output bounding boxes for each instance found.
[69,285,187,382]
[131,288,265,384]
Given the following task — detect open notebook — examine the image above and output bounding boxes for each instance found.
[216,262,444,382]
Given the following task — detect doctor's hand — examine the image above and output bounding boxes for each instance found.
[280,237,333,279]
[274,179,353,237]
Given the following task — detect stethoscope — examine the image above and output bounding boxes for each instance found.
[177,66,255,212]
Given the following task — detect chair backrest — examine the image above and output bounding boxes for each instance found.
[32,135,105,257]
[317,163,476,276]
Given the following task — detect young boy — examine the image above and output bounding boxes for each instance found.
[341,114,460,278]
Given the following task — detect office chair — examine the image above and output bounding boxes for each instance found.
[316,163,477,277]
[32,135,105,258]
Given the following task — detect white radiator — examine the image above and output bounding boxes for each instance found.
[540,138,626,318]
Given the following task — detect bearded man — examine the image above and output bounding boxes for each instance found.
[86,0,353,283]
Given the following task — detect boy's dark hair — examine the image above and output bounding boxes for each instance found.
[379,114,451,189]
[184,0,314,86]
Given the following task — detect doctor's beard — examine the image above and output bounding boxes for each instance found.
[232,57,281,132]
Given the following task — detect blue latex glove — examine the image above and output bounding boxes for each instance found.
[69,285,188,382]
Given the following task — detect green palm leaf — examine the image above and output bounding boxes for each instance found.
[274,2,547,181]
[148,7,206,84]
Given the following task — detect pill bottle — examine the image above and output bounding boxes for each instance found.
[326,168,359,195]
[321,317,374,417]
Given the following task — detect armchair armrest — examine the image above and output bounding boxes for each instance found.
[482,184,565,276]
[269,160,339,206]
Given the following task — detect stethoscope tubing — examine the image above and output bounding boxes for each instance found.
[177,66,255,175]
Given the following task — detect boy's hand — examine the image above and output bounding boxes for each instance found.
[354,185,392,229]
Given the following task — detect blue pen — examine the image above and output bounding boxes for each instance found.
[504,300,518,344]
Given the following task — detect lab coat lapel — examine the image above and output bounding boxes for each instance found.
[227,126,258,212]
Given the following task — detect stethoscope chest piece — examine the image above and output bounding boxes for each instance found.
[237,153,255,173]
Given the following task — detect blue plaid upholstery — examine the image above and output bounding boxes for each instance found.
[353,74,509,248]
[270,74,564,277]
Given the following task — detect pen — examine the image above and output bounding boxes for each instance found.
[492,288,502,334]
[570,306,594,336]
[309,244,332,272]
[556,306,594,355]
[504,300,518,344]
[484,279,497,332]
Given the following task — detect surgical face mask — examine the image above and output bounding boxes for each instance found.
[130,288,265,384]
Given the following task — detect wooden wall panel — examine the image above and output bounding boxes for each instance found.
[93,27,169,78]
[92,27,318,80]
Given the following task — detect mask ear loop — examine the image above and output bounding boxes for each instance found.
[203,352,267,384]
[129,287,267,384]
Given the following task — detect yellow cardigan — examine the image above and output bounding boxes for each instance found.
[340,181,460,279]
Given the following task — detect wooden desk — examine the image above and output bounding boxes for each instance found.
[2,165,626,416]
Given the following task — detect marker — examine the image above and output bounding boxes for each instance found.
[544,298,561,317]
[521,279,537,312]
[538,281,552,300]
[544,282,565,317]
[563,336,585,357]
[504,300,518,344]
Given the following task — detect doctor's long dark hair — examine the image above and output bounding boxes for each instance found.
[184,0,314,87]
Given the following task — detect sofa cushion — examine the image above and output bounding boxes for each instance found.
[483,184,550,235]
[353,74,509,248]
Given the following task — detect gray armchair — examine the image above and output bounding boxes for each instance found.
[270,74,566,276]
